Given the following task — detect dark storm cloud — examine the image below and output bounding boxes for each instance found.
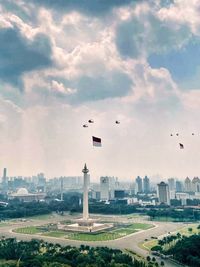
[31,0,138,16]
[0,27,52,87]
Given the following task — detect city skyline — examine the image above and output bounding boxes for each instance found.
[0,1,200,178]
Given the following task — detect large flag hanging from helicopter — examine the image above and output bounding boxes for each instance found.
[92,136,102,147]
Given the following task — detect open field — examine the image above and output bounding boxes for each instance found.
[14,222,154,241]
[14,226,46,235]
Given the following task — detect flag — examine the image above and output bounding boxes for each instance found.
[92,136,102,147]
[179,143,184,149]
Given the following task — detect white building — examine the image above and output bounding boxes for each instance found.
[157,182,170,205]
[100,177,110,201]
[176,192,189,206]
[8,188,46,202]
[168,178,175,191]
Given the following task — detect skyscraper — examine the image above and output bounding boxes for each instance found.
[168,178,175,191]
[2,168,8,192]
[192,177,200,192]
[176,181,183,192]
[100,177,109,201]
[143,176,150,193]
[184,177,192,192]
[135,176,143,194]
[157,182,170,205]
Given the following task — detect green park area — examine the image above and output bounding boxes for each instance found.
[140,223,200,251]
[15,222,153,241]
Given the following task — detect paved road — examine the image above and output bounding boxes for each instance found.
[0,214,185,267]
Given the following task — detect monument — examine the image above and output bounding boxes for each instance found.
[58,164,113,232]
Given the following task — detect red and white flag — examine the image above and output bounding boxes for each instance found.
[92,136,102,147]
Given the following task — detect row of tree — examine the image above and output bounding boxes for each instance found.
[147,208,200,221]
[151,226,200,266]
[0,238,147,267]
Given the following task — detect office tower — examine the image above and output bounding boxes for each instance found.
[143,176,150,193]
[192,177,200,192]
[100,177,109,201]
[157,182,170,205]
[2,168,8,191]
[60,177,64,201]
[3,168,6,180]
[135,176,143,194]
[184,177,192,192]
[168,178,175,191]
[168,178,176,200]
[176,180,183,192]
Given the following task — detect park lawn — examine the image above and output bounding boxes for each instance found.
[43,231,67,238]
[66,223,153,241]
[140,239,158,251]
[128,223,153,230]
[14,226,46,235]
[67,231,120,241]
[179,224,199,236]
[0,222,9,227]
[14,222,154,242]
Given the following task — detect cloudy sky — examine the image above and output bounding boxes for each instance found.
[0,0,200,180]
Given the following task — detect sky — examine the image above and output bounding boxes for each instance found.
[0,0,200,180]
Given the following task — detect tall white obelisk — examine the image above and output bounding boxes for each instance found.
[82,163,89,221]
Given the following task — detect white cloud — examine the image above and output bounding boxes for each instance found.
[51,80,76,95]
[158,0,200,35]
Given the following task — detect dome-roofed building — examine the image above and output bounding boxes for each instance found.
[8,187,46,202]
[16,188,29,195]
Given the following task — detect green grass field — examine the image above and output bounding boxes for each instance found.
[15,222,153,241]
[43,231,68,238]
[14,226,46,235]
[0,222,9,227]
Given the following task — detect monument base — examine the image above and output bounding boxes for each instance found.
[57,218,113,233]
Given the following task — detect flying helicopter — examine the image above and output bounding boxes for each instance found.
[115,120,120,124]
[88,119,94,123]
[83,124,88,128]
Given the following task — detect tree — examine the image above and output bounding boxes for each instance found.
[146,256,151,262]
[188,227,193,234]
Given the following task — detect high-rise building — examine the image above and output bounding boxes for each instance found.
[192,177,200,192]
[2,168,8,191]
[157,182,170,205]
[100,177,109,201]
[184,177,192,192]
[135,176,143,194]
[176,181,183,192]
[143,176,150,193]
[168,178,175,191]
